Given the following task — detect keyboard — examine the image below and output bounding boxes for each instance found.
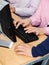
[15,25,39,43]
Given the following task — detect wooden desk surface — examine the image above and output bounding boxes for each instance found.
[0,34,47,65]
[0,13,47,65]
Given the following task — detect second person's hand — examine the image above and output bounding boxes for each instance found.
[24,26,45,35]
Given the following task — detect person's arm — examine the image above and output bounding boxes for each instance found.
[30,9,41,26]
[14,36,49,57]
[44,27,49,35]
[14,0,40,16]
[29,0,41,26]
[15,8,36,16]
[32,36,49,57]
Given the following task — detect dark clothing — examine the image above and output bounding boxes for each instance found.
[32,36,49,57]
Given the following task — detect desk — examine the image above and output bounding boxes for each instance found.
[0,13,48,65]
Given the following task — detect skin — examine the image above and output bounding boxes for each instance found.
[14,43,33,57]
[10,5,15,13]
[14,25,45,57]
[14,18,31,29]
[13,18,46,35]
[24,25,46,35]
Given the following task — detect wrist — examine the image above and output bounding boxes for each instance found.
[41,28,46,34]
[39,27,46,35]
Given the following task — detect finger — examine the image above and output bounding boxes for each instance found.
[15,44,28,50]
[25,29,36,33]
[18,43,28,47]
[16,51,26,55]
[28,30,35,33]
[36,32,39,35]
[25,29,32,33]
[16,22,21,29]
[14,44,29,51]
[15,45,25,50]
[13,20,19,27]
[14,44,24,50]
[25,30,29,33]
[15,46,26,52]
[24,26,33,31]
[16,21,24,29]
[13,20,17,27]
[15,48,24,52]
[24,27,29,31]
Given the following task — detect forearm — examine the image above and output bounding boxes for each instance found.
[11,13,22,21]
[44,27,49,35]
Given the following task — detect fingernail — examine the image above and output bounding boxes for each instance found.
[25,31,27,33]
[24,28,26,30]
[16,27,17,28]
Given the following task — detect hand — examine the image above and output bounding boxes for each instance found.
[36,27,45,35]
[24,25,38,34]
[14,44,32,57]
[24,26,45,35]
[22,18,31,27]
[10,5,15,13]
[13,19,22,27]
[14,18,31,29]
